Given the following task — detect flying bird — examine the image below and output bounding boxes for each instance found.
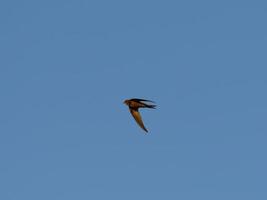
[124,98,156,133]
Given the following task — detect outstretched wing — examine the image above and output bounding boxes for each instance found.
[131,98,155,103]
[129,108,148,133]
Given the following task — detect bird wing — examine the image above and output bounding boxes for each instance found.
[129,108,148,133]
[131,98,155,103]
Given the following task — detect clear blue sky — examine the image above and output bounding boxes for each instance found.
[1,0,266,199]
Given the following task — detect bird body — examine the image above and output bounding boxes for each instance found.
[124,98,156,133]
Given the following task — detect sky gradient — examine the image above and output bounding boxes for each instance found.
[1,0,267,199]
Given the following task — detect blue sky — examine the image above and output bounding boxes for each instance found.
[0,0,266,199]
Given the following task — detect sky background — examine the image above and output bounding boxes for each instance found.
[0,0,267,199]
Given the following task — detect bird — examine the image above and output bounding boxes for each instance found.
[124,98,156,133]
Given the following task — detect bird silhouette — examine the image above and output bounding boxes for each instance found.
[124,98,156,133]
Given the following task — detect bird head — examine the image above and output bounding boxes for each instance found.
[124,99,130,106]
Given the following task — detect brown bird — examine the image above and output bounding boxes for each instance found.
[124,98,156,133]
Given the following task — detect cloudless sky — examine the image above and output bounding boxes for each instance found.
[1,0,266,199]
